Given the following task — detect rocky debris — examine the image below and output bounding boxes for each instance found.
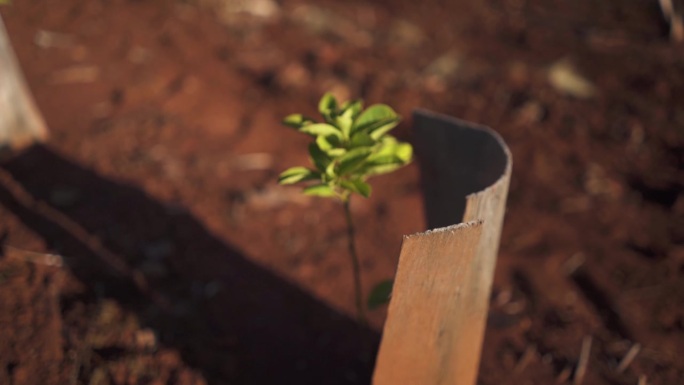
[422,51,462,93]
[234,48,286,79]
[34,30,74,49]
[196,0,280,25]
[49,65,100,84]
[276,61,311,89]
[515,100,546,125]
[548,58,596,99]
[244,184,312,211]
[219,0,280,19]
[289,4,374,48]
[584,163,623,199]
[134,328,158,351]
[230,152,274,171]
[387,19,425,48]
[127,46,152,64]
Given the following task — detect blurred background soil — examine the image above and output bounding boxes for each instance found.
[0,0,682,384]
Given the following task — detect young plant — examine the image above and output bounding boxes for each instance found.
[278,93,412,322]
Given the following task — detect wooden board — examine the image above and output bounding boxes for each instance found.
[373,111,512,385]
[373,222,484,385]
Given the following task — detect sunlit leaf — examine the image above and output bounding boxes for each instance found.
[278,167,320,185]
[378,134,398,148]
[325,161,337,179]
[318,93,338,118]
[369,120,400,140]
[371,135,412,162]
[365,155,404,166]
[309,142,331,172]
[303,184,336,197]
[360,139,412,175]
[337,147,373,175]
[316,135,346,157]
[352,104,400,135]
[360,156,404,175]
[282,114,313,129]
[340,179,372,198]
[299,123,342,138]
[336,107,355,139]
[368,279,394,309]
[341,99,363,119]
[350,132,375,148]
[394,143,413,162]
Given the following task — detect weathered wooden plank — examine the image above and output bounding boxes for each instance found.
[0,15,47,155]
[373,111,512,385]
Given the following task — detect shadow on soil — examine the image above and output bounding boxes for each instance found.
[0,145,379,385]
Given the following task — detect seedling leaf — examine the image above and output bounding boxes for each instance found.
[318,93,338,118]
[303,184,336,197]
[340,179,372,198]
[368,279,394,309]
[370,135,412,162]
[361,156,405,175]
[369,120,400,140]
[278,167,319,184]
[337,147,373,175]
[325,161,337,178]
[300,123,342,138]
[337,107,355,138]
[341,99,363,119]
[309,142,331,172]
[316,135,346,157]
[352,104,399,135]
[350,132,375,147]
[394,142,413,162]
[283,114,313,129]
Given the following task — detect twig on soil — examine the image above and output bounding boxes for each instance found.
[658,0,684,42]
[0,168,170,310]
[616,342,641,373]
[514,345,537,374]
[573,336,592,385]
[2,244,63,266]
[69,304,101,385]
[562,253,585,276]
[556,365,573,384]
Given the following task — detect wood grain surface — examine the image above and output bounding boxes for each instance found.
[374,111,512,385]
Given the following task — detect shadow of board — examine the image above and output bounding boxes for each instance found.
[0,145,378,385]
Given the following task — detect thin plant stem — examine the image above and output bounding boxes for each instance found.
[343,196,366,323]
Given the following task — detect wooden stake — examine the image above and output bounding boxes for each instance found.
[373,222,484,385]
[0,15,48,155]
[373,111,512,385]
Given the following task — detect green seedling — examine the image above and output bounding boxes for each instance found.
[278,93,412,322]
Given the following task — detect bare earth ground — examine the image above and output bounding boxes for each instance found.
[0,0,683,384]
